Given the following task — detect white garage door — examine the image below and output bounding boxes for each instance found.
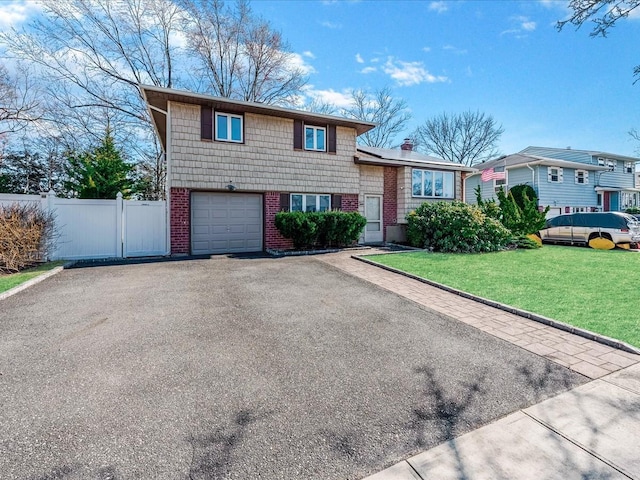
[191,192,263,254]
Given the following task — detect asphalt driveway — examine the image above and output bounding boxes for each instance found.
[0,256,587,479]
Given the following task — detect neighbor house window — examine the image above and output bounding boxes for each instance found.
[597,157,605,166]
[305,126,326,151]
[575,170,588,184]
[548,167,563,183]
[412,169,454,198]
[290,194,331,212]
[625,161,634,174]
[494,172,507,192]
[215,112,243,142]
[607,159,616,171]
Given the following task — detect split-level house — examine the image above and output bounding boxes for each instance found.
[466,146,640,217]
[141,85,473,254]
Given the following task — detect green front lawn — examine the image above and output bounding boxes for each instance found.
[366,246,640,347]
[0,262,65,294]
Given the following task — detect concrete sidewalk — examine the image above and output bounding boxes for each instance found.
[315,250,640,480]
[365,362,640,479]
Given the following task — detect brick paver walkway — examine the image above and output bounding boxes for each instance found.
[316,250,639,380]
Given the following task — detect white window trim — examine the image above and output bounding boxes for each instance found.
[290,193,331,212]
[411,169,455,199]
[575,169,589,185]
[548,166,563,183]
[607,159,616,171]
[624,161,634,174]
[493,170,508,191]
[304,126,326,151]
[215,112,243,143]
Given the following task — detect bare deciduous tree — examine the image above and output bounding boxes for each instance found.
[0,63,40,136]
[558,0,640,79]
[341,86,411,148]
[412,111,504,166]
[180,0,307,106]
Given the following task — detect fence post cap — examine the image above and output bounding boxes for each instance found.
[116,192,123,199]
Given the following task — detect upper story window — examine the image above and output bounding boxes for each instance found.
[291,194,331,212]
[547,166,563,183]
[597,157,605,166]
[293,119,336,153]
[305,126,326,151]
[625,161,634,174]
[412,169,454,198]
[215,112,243,143]
[494,172,507,192]
[575,169,588,184]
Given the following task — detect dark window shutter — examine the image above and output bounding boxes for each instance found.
[331,194,342,210]
[328,124,337,153]
[293,119,303,150]
[201,106,213,140]
[279,193,290,211]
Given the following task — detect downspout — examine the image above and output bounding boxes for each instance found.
[165,103,171,256]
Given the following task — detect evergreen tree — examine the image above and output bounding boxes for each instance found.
[64,128,134,199]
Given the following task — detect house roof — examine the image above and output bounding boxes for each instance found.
[140,85,377,150]
[469,153,610,176]
[523,146,640,163]
[355,145,477,172]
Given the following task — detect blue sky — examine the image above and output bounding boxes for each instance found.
[253,0,640,157]
[1,0,638,158]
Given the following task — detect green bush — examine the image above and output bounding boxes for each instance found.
[511,235,542,249]
[406,201,512,253]
[496,187,549,236]
[625,207,640,214]
[275,210,366,249]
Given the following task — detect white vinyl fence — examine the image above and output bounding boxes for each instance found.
[0,191,167,260]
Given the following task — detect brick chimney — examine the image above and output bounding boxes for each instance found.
[401,138,413,151]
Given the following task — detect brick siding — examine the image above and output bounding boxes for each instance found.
[170,187,190,254]
[264,192,293,250]
[383,166,398,240]
[341,193,359,212]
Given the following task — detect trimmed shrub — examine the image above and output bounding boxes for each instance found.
[496,187,549,236]
[274,210,367,250]
[1,203,55,273]
[509,184,538,211]
[406,201,512,253]
[625,207,640,214]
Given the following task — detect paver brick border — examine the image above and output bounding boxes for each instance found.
[354,255,640,356]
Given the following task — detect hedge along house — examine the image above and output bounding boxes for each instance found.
[355,140,476,242]
[141,85,378,254]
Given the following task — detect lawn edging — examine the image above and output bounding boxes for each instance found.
[354,254,640,356]
[0,265,67,301]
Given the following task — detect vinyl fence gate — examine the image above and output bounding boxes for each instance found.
[0,191,167,260]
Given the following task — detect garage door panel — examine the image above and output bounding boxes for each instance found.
[191,192,263,254]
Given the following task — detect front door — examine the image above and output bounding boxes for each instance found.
[364,195,383,243]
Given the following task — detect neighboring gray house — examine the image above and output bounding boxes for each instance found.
[467,146,640,217]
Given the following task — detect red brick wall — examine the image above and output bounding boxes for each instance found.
[383,166,399,240]
[264,192,293,250]
[341,194,359,212]
[170,187,190,254]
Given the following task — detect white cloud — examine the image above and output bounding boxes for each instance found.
[303,51,316,59]
[502,15,537,36]
[382,57,447,86]
[355,53,364,64]
[428,1,448,14]
[320,20,342,29]
[0,1,42,30]
[443,45,468,55]
[360,66,377,74]
[289,53,316,75]
[423,46,432,53]
[306,88,353,108]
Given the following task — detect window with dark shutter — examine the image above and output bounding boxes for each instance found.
[293,119,303,150]
[331,194,342,210]
[201,106,213,140]
[279,193,290,211]
[328,125,337,153]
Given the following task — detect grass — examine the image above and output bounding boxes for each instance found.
[0,261,65,294]
[366,245,640,348]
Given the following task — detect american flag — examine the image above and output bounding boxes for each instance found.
[481,168,506,182]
